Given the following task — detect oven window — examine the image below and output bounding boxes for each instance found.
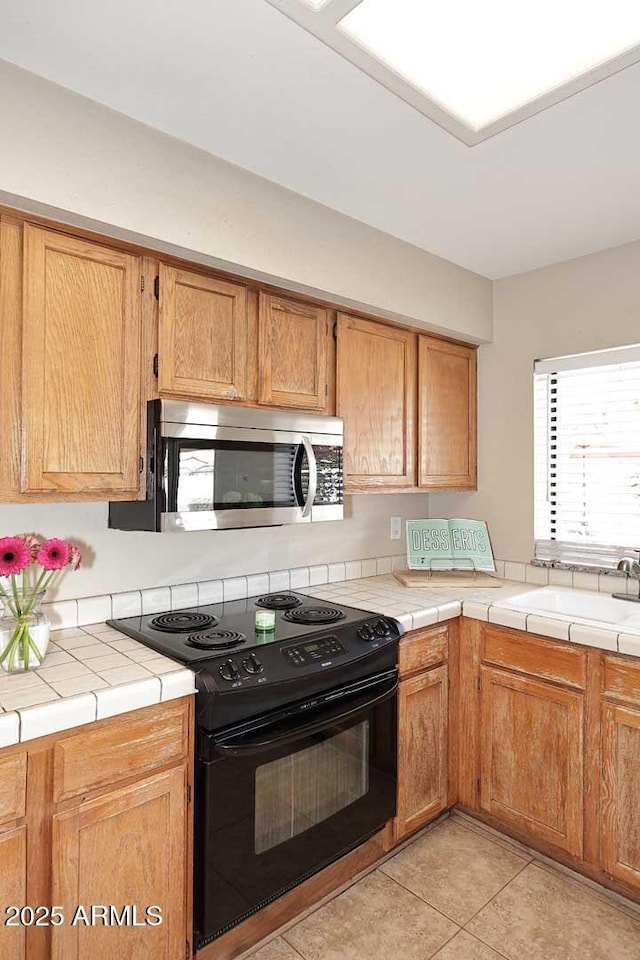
[254,722,369,855]
[166,440,299,512]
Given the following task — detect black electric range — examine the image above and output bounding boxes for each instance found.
[110,590,403,947]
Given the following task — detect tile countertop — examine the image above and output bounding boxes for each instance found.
[0,622,196,748]
[4,572,640,751]
[304,574,640,659]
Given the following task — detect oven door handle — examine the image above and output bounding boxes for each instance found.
[212,675,398,757]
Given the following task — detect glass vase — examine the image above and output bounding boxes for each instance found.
[0,591,50,673]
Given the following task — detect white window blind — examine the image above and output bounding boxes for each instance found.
[534,344,640,569]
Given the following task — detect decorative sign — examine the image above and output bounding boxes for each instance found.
[406,519,495,572]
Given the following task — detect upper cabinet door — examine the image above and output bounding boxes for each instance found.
[158,265,248,401]
[337,314,416,489]
[418,336,477,490]
[258,294,328,410]
[22,225,142,496]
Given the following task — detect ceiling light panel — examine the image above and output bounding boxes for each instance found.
[266,0,640,144]
[338,0,640,130]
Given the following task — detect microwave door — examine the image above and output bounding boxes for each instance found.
[162,437,308,531]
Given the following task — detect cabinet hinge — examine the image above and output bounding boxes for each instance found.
[333,320,337,341]
[140,275,145,293]
[476,676,481,692]
[477,777,481,794]
[186,782,192,805]
[153,354,159,378]
[185,940,191,960]
[139,456,144,474]
[154,275,160,300]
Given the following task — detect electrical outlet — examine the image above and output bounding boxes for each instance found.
[390,516,402,540]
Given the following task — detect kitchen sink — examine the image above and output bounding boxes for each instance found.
[497,585,640,629]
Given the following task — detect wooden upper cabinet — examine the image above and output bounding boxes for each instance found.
[51,766,187,960]
[21,225,142,496]
[258,294,329,411]
[418,335,477,489]
[337,314,416,489]
[479,665,584,857]
[602,701,640,890]
[396,665,448,840]
[158,264,249,401]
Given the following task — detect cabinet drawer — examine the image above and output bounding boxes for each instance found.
[399,625,448,678]
[52,699,189,803]
[603,655,640,706]
[481,624,586,690]
[0,753,27,824]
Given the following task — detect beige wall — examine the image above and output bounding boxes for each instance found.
[0,60,492,342]
[0,495,429,602]
[431,238,640,562]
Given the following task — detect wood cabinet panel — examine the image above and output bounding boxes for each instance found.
[480,666,584,857]
[603,655,640,707]
[0,825,27,960]
[158,264,249,401]
[602,701,640,889]
[0,753,26,825]
[399,625,448,679]
[51,766,187,960]
[482,625,587,690]
[418,336,476,489]
[52,699,189,803]
[337,314,416,489]
[21,225,142,495]
[258,294,328,410]
[396,665,448,839]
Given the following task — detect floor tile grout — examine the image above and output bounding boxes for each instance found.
[374,865,464,930]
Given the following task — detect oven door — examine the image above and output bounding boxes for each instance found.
[194,670,398,948]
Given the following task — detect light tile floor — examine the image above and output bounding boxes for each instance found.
[245,814,640,960]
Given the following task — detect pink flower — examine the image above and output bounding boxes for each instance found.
[68,544,82,571]
[36,538,71,571]
[0,537,32,577]
[21,534,42,561]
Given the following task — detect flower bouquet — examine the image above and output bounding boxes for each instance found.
[0,535,82,673]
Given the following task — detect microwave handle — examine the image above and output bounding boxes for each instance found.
[300,436,318,518]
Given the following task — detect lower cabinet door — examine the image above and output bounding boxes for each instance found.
[51,766,187,960]
[479,666,584,857]
[602,701,640,890]
[0,825,27,960]
[396,665,448,839]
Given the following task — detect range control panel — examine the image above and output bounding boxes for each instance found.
[282,635,346,668]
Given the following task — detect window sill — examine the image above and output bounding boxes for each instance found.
[530,558,626,577]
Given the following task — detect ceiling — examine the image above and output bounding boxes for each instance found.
[0,0,639,278]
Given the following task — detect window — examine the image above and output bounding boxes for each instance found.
[534,345,640,569]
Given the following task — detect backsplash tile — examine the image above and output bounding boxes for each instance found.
[43,599,78,629]
[111,590,142,618]
[289,567,310,589]
[524,565,548,586]
[223,577,247,601]
[309,564,329,585]
[548,568,573,588]
[246,573,270,597]
[344,560,362,581]
[77,595,112,625]
[504,561,526,582]
[141,586,172,615]
[268,570,290,592]
[360,559,377,578]
[197,580,223,605]
[170,583,198,610]
[328,562,346,583]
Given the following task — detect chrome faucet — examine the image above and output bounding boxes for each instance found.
[614,550,640,602]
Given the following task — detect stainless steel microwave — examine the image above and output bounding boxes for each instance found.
[109,400,344,532]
